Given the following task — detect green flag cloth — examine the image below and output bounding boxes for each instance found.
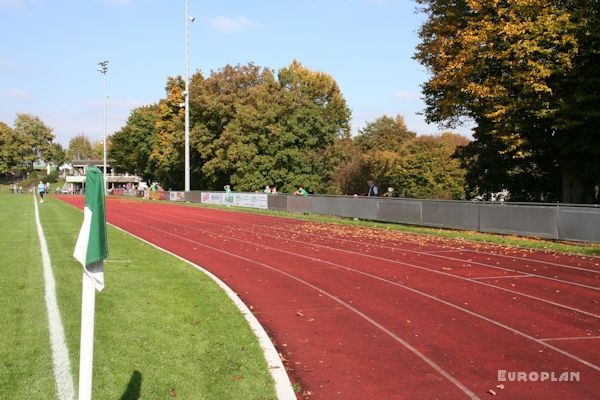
[73,166,108,291]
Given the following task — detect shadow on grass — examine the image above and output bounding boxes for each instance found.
[120,370,142,400]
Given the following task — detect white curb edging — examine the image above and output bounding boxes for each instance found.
[109,223,296,400]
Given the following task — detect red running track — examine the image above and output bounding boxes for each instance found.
[57,196,600,399]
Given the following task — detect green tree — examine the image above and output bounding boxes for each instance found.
[338,114,468,199]
[66,133,95,161]
[190,61,351,193]
[414,0,600,203]
[355,114,416,152]
[149,76,186,189]
[110,104,159,182]
[45,142,67,167]
[0,122,17,174]
[115,61,351,192]
[12,114,55,171]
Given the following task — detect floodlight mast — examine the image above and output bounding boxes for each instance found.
[184,0,194,192]
[97,61,109,195]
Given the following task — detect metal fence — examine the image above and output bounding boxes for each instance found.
[270,195,600,243]
[160,191,600,243]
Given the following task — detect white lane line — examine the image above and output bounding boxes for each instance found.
[115,216,479,400]
[540,336,600,342]
[130,208,600,320]
[200,209,600,273]
[424,249,462,254]
[132,217,600,373]
[461,249,600,274]
[471,274,535,280]
[33,195,75,400]
[157,207,600,288]
[106,223,296,400]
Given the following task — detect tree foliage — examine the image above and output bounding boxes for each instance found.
[0,114,56,174]
[12,114,55,170]
[66,133,96,161]
[415,0,600,203]
[334,114,468,199]
[110,104,159,182]
[0,122,17,175]
[112,61,352,191]
[189,61,351,192]
[45,142,67,167]
[356,115,416,152]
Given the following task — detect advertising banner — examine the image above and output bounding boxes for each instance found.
[201,192,224,205]
[201,192,268,209]
[169,191,186,202]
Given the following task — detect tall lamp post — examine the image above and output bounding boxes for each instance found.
[184,0,195,192]
[97,60,109,195]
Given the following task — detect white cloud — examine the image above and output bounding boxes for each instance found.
[207,16,256,33]
[6,89,32,100]
[392,90,420,101]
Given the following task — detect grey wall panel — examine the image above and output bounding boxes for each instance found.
[267,195,288,211]
[421,201,479,230]
[335,197,378,220]
[287,196,312,214]
[558,207,600,243]
[376,200,422,225]
[309,196,339,215]
[480,204,558,239]
[186,190,203,203]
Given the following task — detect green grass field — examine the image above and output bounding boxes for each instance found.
[0,190,277,399]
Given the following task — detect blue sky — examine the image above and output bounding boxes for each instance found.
[0,0,472,146]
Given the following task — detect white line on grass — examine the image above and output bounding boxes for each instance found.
[33,195,75,400]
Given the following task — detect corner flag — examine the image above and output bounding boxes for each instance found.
[73,166,108,291]
[73,166,109,400]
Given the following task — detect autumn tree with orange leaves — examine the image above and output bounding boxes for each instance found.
[415,0,600,203]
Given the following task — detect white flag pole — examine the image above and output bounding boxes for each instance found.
[78,261,103,400]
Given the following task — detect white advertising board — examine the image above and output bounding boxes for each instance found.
[202,192,268,210]
[201,192,223,205]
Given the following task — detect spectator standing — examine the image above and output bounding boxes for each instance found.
[367,180,379,197]
[294,185,308,196]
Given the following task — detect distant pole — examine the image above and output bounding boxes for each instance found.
[184,0,195,192]
[97,60,109,195]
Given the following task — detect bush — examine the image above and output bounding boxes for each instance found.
[18,170,59,189]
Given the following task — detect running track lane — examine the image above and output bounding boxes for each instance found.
[57,196,600,399]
